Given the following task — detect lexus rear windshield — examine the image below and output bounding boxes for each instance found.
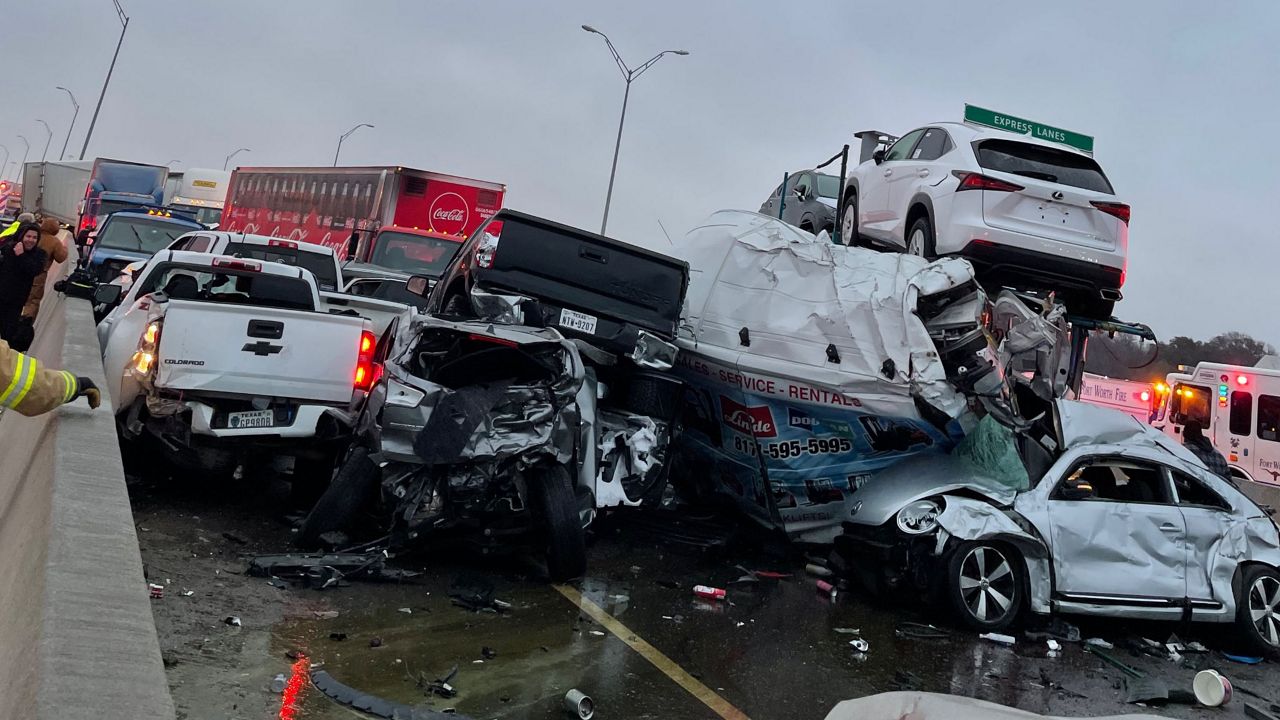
[224,243,339,291]
[973,139,1115,194]
[136,263,314,311]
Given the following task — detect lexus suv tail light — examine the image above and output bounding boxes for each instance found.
[951,171,1024,193]
[1090,201,1131,225]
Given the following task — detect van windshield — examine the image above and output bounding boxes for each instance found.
[136,262,314,311]
[1171,383,1212,427]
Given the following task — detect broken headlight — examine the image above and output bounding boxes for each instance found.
[896,498,942,535]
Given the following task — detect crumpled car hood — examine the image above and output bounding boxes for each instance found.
[848,454,1018,528]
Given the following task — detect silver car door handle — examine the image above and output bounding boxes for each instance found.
[1159,523,1180,532]
[918,169,930,177]
[883,169,893,177]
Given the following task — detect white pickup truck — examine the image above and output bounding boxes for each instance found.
[103,231,409,337]
[95,250,382,489]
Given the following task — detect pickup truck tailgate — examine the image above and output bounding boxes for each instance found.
[155,300,364,403]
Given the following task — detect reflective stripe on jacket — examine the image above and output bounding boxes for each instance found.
[0,339,78,416]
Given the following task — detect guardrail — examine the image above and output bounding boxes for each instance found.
[0,234,173,719]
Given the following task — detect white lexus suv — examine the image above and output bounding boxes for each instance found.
[840,122,1129,319]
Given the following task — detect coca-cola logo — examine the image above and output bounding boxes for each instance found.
[720,396,777,438]
[429,192,469,234]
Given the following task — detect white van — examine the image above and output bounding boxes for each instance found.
[1158,358,1280,484]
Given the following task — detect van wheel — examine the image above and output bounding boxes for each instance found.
[297,447,379,548]
[1237,565,1280,658]
[945,541,1024,632]
[532,464,587,581]
[907,216,935,258]
[839,192,859,246]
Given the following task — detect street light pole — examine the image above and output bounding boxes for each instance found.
[334,123,374,166]
[581,25,688,235]
[223,147,250,171]
[37,120,52,162]
[17,136,30,180]
[56,86,79,161]
[79,0,129,160]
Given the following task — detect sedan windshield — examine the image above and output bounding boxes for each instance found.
[96,217,192,254]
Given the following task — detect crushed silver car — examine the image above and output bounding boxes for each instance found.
[834,398,1280,656]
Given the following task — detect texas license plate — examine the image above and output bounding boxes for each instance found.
[227,409,274,429]
[558,308,598,334]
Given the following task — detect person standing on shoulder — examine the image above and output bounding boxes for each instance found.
[1183,420,1232,480]
[0,338,100,416]
[0,222,47,348]
[21,217,71,322]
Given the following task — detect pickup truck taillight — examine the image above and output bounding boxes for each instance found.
[354,330,381,391]
[131,320,163,378]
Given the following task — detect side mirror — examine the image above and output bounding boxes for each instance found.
[93,283,123,306]
[345,232,359,261]
[405,275,432,298]
[1058,479,1094,501]
[794,186,807,200]
[872,149,886,165]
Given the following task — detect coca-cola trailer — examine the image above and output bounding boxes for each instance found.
[221,165,505,274]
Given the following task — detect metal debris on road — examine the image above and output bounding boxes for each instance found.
[590,630,606,637]
[224,616,241,627]
[692,585,726,601]
[148,583,164,599]
[313,668,460,718]
[247,551,414,585]
[979,632,1015,645]
[849,638,869,653]
[1084,643,1144,678]
[313,610,340,620]
[833,628,861,635]
[894,622,950,640]
[181,589,194,597]
[397,607,412,614]
[563,689,594,720]
[804,563,834,578]
[1084,637,1114,650]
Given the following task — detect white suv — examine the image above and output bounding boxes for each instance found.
[840,122,1129,318]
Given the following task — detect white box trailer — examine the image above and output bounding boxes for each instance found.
[21,161,93,225]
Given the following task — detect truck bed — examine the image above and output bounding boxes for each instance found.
[477,211,689,351]
[156,300,364,404]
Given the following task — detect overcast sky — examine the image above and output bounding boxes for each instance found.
[4,0,1277,345]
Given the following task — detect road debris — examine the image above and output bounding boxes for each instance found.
[221,532,248,546]
[1194,669,1233,706]
[223,616,241,627]
[1224,652,1265,665]
[979,632,1015,646]
[313,610,340,620]
[563,689,595,720]
[815,579,837,599]
[398,607,412,614]
[449,575,510,613]
[693,585,726,601]
[329,632,348,641]
[424,665,459,699]
[270,673,287,693]
[804,563,834,578]
[312,668,447,718]
[895,622,950,640]
[1084,637,1114,650]
[1084,643,1144,678]
[370,637,384,648]
[833,628,861,635]
[590,630,606,637]
[181,589,194,597]
[849,638,869,653]
[247,551,414,585]
[481,646,497,659]
[148,583,164,599]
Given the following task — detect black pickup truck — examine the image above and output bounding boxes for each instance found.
[423,209,689,358]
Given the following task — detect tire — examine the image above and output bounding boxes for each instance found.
[531,464,587,581]
[906,215,935,259]
[1236,565,1280,658]
[839,192,859,246]
[945,541,1024,632]
[297,447,380,548]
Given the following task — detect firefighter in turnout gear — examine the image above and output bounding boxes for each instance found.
[0,339,101,416]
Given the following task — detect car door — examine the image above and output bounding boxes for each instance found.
[1256,393,1280,484]
[887,128,953,242]
[1045,455,1187,603]
[785,172,813,228]
[859,129,925,243]
[1171,466,1236,607]
[1225,388,1256,480]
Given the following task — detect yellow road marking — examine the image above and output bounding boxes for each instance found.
[553,583,751,720]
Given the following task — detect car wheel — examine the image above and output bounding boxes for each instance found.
[1236,565,1280,657]
[532,463,587,581]
[945,541,1023,632]
[297,447,380,548]
[907,215,935,259]
[839,192,859,246]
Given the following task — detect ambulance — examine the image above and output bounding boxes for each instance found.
[1075,373,1155,422]
[1158,357,1280,484]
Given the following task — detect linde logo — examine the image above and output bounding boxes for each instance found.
[720,396,776,438]
[429,191,469,234]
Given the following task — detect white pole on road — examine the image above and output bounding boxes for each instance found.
[37,120,52,163]
[56,86,80,161]
[17,135,29,179]
[581,25,688,236]
[224,148,250,171]
[79,0,129,161]
[334,123,374,166]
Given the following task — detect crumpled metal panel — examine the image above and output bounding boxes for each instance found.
[630,331,679,370]
[468,287,531,325]
[595,412,662,507]
[935,496,1053,614]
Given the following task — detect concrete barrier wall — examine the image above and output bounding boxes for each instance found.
[0,236,173,720]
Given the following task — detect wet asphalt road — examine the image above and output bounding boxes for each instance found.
[130,476,1280,720]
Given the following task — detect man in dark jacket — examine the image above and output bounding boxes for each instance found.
[0,222,47,349]
[1183,420,1231,479]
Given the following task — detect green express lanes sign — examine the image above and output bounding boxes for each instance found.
[964,104,1095,154]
